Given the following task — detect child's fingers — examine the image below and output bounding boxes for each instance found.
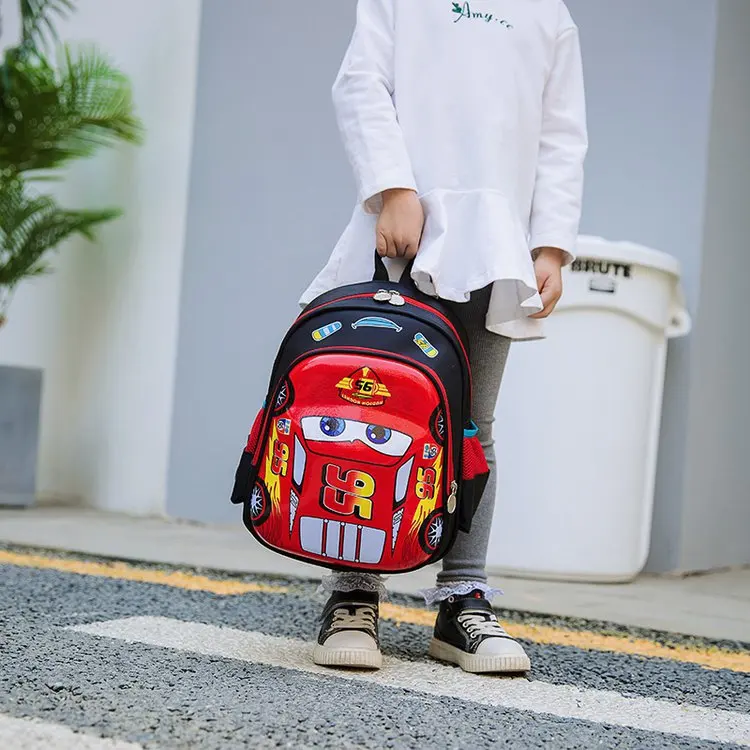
[529,301,554,319]
[530,304,554,319]
[529,277,562,319]
[394,234,415,257]
[376,227,397,258]
[403,242,418,260]
[376,231,388,257]
[541,284,562,308]
[397,230,422,258]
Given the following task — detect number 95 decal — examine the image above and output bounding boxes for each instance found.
[416,467,436,500]
[320,464,375,521]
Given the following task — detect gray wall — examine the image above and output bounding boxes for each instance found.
[166,0,357,521]
[565,0,716,306]
[678,0,750,571]
[562,1,719,572]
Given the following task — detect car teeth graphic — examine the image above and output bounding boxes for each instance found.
[312,322,342,341]
[351,317,403,332]
[336,366,391,407]
[414,333,439,358]
[391,508,404,551]
[299,516,386,564]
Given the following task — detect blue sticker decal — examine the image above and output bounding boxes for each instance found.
[414,333,439,358]
[423,443,439,459]
[351,316,403,332]
[312,321,342,342]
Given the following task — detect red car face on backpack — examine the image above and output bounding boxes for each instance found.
[248,354,450,571]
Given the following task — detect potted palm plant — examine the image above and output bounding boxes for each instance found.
[0,0,143,506]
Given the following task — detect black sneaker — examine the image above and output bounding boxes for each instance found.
[428,589,531,674]
[312,589,382,670]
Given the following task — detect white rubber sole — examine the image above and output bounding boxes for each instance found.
[428,638,531,674]
[312,644,383,670]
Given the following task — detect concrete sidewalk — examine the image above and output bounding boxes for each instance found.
[1,504,748,643]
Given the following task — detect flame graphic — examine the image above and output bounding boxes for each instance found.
[263,421,282,516]
[409,450,444,536]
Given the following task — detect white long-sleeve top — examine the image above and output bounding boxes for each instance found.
[300,0,588,340]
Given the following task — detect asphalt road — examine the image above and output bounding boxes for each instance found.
[1,546,749,749]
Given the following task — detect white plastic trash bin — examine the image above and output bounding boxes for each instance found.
[487,236,691,582]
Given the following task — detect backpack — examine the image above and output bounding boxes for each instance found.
[230,255,489,574]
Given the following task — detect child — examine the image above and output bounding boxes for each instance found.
[299,0,587,674]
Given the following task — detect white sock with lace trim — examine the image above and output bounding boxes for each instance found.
[318,572,389,601]
[419,581,503,606]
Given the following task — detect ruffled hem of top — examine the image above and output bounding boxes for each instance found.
[409,187,539,305]
[299,188,547,340]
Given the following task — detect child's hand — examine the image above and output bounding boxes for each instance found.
[376,189,424,260]
[529,247,566,319]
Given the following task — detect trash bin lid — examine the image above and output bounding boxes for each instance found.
[574,236,682,279]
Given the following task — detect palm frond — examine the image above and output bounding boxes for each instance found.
[59,44,144,148]
[0,43,143,175]
[18,0,75,55]
[0,177,119,288]
[0,2,142,325]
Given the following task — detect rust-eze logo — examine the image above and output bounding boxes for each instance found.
[336,367,391,407]
[452,2,513,27]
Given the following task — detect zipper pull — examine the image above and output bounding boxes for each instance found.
[447,481,458,514]
[388,291,406,306]
[373,289,391,302]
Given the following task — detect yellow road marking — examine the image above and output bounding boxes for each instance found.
[0,550,287,596]
[380,602,750,674]
[3,550,747,673]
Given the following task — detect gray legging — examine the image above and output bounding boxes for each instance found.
[328,285,511,602]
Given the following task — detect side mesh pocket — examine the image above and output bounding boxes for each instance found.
[457,422,490,533]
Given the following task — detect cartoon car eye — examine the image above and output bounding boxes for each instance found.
[365,424,391,444]
[301,417,413,457]
[302,416,355,443]
[300,416,357,443]
[320,416,346,437]
[363,425,411,457]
